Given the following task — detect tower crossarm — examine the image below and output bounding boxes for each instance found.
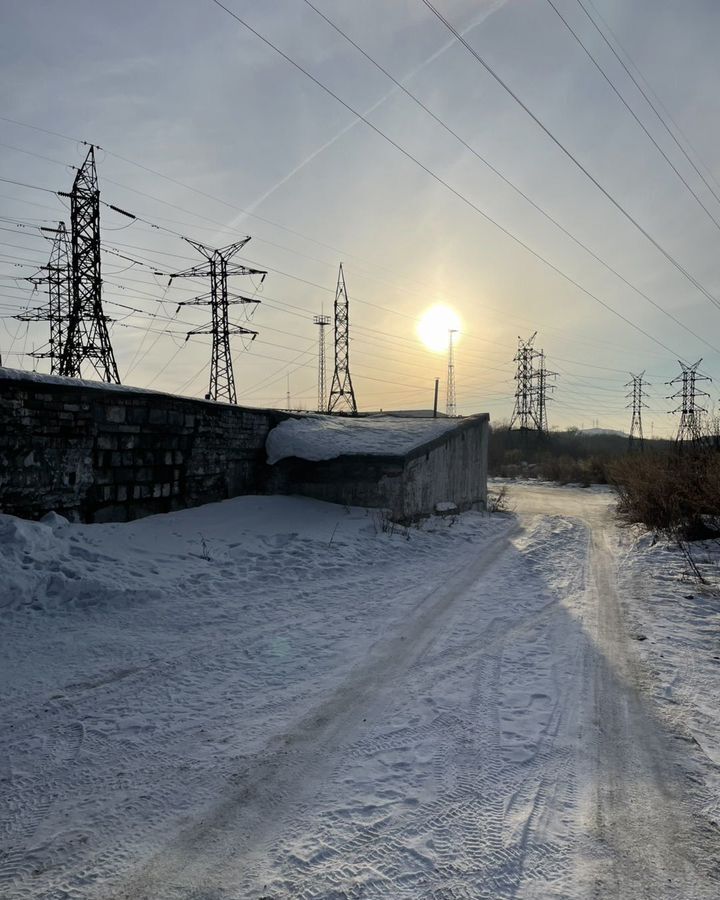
[168,238,265,404]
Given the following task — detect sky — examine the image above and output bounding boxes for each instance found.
[1,0,719,435]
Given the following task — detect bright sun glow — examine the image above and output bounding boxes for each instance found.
[417,305,462,353]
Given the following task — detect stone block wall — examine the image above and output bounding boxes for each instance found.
[0,371,286,522]
[1,371,489,524]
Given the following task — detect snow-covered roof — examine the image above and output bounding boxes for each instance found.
[266,414,463,464]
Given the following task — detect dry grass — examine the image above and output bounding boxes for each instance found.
[609,448,720,539]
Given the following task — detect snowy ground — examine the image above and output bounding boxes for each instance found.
[2,485,720,898]
[618,529,720,828]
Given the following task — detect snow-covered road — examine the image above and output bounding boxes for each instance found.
[2,484,720,898]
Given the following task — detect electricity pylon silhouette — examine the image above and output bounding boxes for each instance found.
[16,222,72,374]
[59,146,120,382]
[667,359,711,445]
[535,350,557,433]
[314,312,331,412]
[169,239,266,404]
[510,333,541,431]
[328,263,357,414]
[446,329,458,417]
[626,371,649,450]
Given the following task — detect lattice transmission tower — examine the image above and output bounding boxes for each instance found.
[510,333,541,430]
[535,350,557,433]
[16,222,72,374]
[328,263,357,414]
[58,146,120,382]
[313,313,331,412]
[169,239,266,404]
[667,359,711,445]
[626,371,649,450]
[446,328,458,417]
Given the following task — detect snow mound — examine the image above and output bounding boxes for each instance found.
[266,414,459,464]
[0,513,162,613]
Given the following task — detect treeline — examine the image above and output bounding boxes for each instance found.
[490,425,720,550]
[488,425,672,486]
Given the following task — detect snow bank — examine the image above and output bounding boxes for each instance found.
[266,414,459,464]
[0,512,162,612]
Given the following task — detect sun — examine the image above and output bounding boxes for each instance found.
[417,305,462,353]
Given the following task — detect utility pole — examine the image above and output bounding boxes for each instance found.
[313,312,331,412]
[328,263,358,414]
[510,333,541,431]
[667,359,711,445]
[433,377,440,418]
[59,146,120,383]
[626,371,649,450]
[16,222,72,374]
[169,239,266,404]
[446,329,458,417]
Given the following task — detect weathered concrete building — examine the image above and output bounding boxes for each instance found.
[266,414,488,522]
[0,369,488,523]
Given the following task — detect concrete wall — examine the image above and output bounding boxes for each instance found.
[0,371,286,522]
[0,371,489,524]
[400,413,488,519]
[269,414,489,522]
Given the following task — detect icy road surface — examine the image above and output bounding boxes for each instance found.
[2,485,720,898]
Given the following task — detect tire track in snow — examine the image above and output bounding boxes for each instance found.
[111,512,593,899]
[108,524,520,899]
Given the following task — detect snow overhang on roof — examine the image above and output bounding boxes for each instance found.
[266,413,486,464]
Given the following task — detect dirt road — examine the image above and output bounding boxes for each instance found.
[4,486,718,898]
[109,484,720,898]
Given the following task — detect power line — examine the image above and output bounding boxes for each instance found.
[0,147,706,415]
[0,176,58,194]
[0,153,696,360]
[576,0,720,209]
[297,0,715,355]
[419,0,720,314]
[204,0,698,359]
[543,0,720,232]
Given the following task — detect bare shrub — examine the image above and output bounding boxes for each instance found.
[609,449,720,538]
[536,454,607,486]
[488,485,512,513]
[609,444,720,584]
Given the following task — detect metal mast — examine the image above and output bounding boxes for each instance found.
[59,146,120,382]
[169,239,266,404]
[510,333,541,430]
[313,313,331,412]
[446,328,458,417]
[16,222,72,374]
[667,359,711,445]
[328,263,357,414]
[626,371,649,450]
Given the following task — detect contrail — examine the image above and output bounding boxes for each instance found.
[224,0,508,238]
